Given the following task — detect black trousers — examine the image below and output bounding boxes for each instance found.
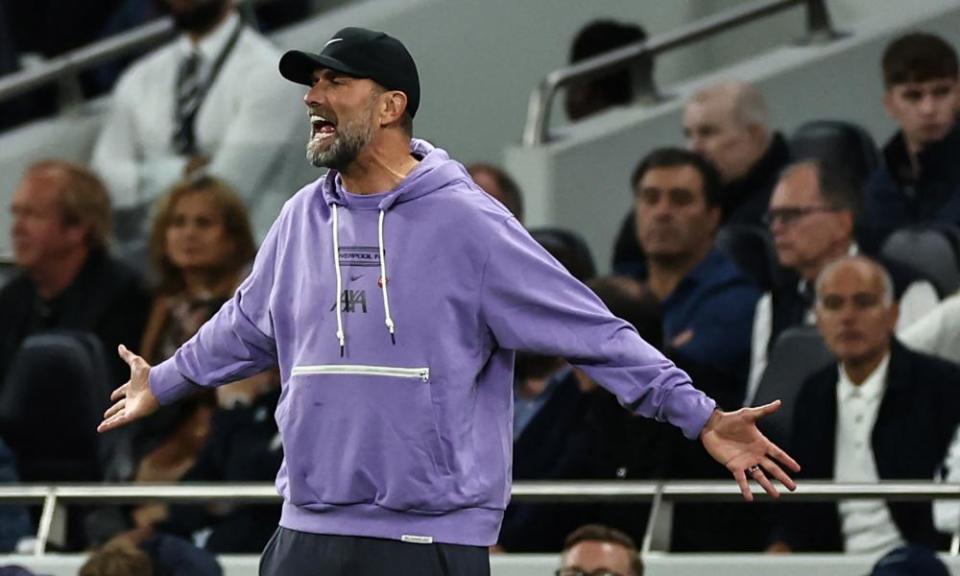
[259,527,491,576]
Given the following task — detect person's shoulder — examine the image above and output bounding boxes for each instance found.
[896,339,960,380]
[236,25,282,59]
[113,41,178,93]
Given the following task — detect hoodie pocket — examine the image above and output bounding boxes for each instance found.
[283,364,452,512]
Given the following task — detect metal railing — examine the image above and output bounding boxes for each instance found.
[0,0,280,114]
[521,0,843,147]
[3,480,960,556]
[0,18,177,113]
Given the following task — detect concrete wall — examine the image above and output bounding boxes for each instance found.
[504,0,960,273]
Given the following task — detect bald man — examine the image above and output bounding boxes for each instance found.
[683,80,791,226]
[772,256,960,554]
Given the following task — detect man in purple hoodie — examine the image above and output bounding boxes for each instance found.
[98,26,800,575]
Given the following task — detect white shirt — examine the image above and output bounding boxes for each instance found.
[833,354,905,554]
[902,289,960,365]
[744,250,939,406]
[91,12,308,240]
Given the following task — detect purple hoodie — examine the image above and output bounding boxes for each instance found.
[149,139,716,546]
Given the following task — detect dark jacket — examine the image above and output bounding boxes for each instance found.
[498,369,600,552]
[0,249,149,390]
[161,386,283,553]
[778,340,960,551]
[858,121,960,253]
[721,131,792,227]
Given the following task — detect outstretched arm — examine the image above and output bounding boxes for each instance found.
[98,345,160,433]
[700,400,801,501]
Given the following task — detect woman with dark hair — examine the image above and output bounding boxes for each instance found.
[130,176,272,527]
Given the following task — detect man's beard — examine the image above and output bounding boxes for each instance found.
[306,108,376,172]
[169,0,230,35]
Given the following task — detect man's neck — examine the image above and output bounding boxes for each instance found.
[28,248,90,300]
[186,6,232,45]
[340,136,419,195]
[646,244,710,301]
[842,349,888,386]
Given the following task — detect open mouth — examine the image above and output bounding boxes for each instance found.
[311,115,336,140]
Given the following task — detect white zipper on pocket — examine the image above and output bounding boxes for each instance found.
[292,364,430,382]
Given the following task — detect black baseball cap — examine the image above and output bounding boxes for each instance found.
[279,27,421,118]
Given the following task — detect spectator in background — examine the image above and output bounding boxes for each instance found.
[557,524,643,576]
[91,0,304,244]
[0,160,148,402]
[496,228,599,552]
[467,163,524,223]
[859,32,960,252]
[156,373,282,553]
[772,256,960,553]
[746,160,939,405]
[129,176,265,528]
[565,20,649,121]
[82,532,223,576]
[80,539,154,576]
[632,148,760,406]
[869,545,951,576]
[683,80,791,226]
[613,80,789,275]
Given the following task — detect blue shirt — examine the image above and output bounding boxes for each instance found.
[661,249,761,405]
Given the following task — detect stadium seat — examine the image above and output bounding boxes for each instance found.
[789,119,881,188]
[0,331,117,482]
[881,226,960,296]
[751,326,834,448]
[715,224,779,290]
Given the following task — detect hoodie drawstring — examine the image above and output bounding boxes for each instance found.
[378,209,397,345]
[331,204,345,356]
[330,205,397,355]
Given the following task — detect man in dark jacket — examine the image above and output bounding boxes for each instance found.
[772,256,960,553]
[682,80,791,227]
[859,33,960,253]
[0,161,149,483]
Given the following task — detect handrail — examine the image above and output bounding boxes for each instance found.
[0,18,177,112]
[521,0,842,147]
[4,480,960,555]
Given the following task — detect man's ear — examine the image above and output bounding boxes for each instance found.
[882,89,895,119]
[380,91,409,127]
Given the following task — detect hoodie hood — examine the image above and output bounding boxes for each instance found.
[320,138,470,211]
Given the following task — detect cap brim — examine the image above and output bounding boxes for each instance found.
[279,50,369,85]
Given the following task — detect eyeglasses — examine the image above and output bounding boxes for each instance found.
[762,206,839,227]
[555,569,627,576]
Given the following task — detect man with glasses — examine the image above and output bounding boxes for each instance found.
[557,524,642,576]
[745,160,938,405]
[769,256,960,553]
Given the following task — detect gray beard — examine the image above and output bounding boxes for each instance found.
[306,116,375,172]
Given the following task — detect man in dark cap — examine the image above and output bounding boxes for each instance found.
[99,27,799,576]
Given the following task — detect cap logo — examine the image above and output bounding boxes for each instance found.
[324,38,343,48]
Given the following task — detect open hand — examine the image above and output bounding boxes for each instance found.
[98,345,160,433]
[700,400,801,501]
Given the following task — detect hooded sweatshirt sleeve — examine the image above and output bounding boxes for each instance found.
[479,217,716,439]
[149,213,282,405]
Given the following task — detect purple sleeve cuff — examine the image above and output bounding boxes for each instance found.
[149,357,204,406]
[663,384,717,440]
